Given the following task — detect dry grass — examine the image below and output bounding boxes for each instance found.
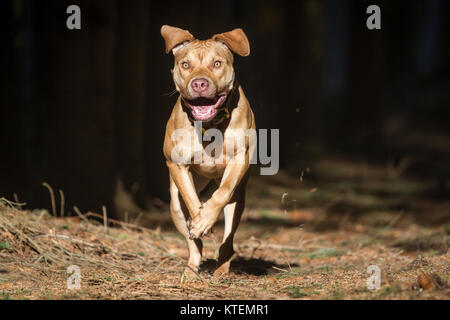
[0,156,449,300]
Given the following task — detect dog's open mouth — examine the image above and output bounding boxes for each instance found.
[184,94,227,121]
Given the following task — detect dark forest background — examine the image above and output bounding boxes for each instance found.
[1,0,449,218]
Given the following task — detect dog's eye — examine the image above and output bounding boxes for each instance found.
[214,61,222,68]
[181,62,189,69]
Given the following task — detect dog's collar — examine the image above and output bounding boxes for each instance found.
[181,79,240,129]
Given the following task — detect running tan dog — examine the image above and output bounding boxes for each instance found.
[161,25,256,278]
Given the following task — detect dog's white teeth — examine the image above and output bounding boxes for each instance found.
[194,106,213,116]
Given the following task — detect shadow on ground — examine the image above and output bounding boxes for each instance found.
[200,258,297,276]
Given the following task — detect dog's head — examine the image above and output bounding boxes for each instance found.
[161,25,250,122]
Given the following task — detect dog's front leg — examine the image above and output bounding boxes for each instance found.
[189,152,250,239]
[166,160,202,220]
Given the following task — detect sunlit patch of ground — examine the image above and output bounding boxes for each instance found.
[0,156,448,299]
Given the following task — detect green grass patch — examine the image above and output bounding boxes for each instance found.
[300,282,323,290]
[118,232,129,240]
[308,248,343,259]
[317,265,332,273]
[0,241,11,250]
[329,283,345,300]
[282,285,309,298]
[377,284,402,298]
[441,275,450,284]
[0,292,12,300]
[274,267,305,279]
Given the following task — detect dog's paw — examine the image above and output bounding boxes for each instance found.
[188,202,220,239]
[213,263,231,279]
[189,214,215,239]
[189,218,214,239]
[181,266,200,282]
[186,216,204,238]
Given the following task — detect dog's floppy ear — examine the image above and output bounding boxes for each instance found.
[212,28,250,57]
[160,25,195,54]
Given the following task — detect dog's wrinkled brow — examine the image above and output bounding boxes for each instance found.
[174,40,234,64]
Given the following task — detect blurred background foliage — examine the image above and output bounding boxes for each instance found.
[0,0,448,219]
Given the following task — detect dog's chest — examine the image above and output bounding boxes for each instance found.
[192,157,226,178]
[190,131,237,178]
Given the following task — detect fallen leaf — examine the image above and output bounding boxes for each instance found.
[417,273,433,290]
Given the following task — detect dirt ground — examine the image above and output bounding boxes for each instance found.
[0,156,449,299]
